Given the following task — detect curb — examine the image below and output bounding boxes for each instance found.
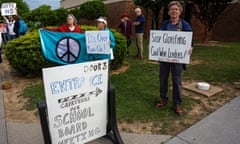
[0,76,8,144]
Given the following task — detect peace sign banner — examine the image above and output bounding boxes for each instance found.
[39,29,111,65]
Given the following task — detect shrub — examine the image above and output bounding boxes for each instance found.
[5,26,127,76]
[5,31,55,76]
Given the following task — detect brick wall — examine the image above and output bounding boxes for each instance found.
[79,1,240,42]
[212,3,240,41]
[105,0,135,30]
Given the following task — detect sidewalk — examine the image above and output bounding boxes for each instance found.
[1,75,240,143]
[165,96,240,144]
[4,122,171,144]
[0,75,171,144]
[0,78,7,144]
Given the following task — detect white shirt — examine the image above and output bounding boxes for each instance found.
[69,25,75,31]
[5,19,16,35]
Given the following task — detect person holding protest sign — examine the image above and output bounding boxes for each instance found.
[44,14,84,33]
[133,7,145,59]
[95,17,116,60]
[156,1,192,116]
[118,13,132,56]
[3,16,16,41]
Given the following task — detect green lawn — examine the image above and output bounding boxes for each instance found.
[22,41,240,133]
[183,42,240,82]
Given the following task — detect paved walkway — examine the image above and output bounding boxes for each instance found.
[0,75,171,144]
[1,74,240,143]
[165,96,240,144]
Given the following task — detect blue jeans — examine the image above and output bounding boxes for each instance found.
[8,34,16,41]
[159,62,183,105]
[2,33,8,44]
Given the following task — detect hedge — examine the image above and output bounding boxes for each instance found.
[5,25,127,76]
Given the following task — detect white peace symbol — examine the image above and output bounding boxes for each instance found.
[56,37,81,63]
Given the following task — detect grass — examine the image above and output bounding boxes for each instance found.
[183,42,240,82]
[22,83,45,111]
[22,40,240,133]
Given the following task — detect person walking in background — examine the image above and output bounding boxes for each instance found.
[44,14,84,33]
[133,7,145,59]
[3,16,16,41]
[118,13,132,56]
[156,1,192,116]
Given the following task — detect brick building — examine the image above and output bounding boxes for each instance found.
[60,0,240,42]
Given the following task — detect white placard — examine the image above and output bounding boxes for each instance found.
[1,3,17,16]
[86,31,110,54]
[149,30,193,64]
[0,23,7,33]
[42,60,109,144]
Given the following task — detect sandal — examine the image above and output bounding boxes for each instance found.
[156,100,168,108]
[173,104,183,116]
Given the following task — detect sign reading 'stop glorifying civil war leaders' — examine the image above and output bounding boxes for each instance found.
[149,30,193,64]
[42,60,109,144]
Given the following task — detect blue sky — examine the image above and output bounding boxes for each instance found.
[24,0,60,10]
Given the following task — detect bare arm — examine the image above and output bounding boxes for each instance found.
[133,21,141,26]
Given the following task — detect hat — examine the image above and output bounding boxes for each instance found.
[96,17,107,25]
[121,13,129,18]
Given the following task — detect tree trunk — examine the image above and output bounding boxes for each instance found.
[203,25,212,43]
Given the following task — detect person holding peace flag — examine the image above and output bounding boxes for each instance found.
[156,1,192,116]
[44,14,84,33]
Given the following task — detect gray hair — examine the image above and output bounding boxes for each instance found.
[67,14,78,25]
[168,1,183,12]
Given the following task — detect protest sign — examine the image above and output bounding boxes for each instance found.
[0,23,7,33]
[42,60,109,144]
[86,31,110,54]
[1,3,17,16]
[149,30,193,64]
